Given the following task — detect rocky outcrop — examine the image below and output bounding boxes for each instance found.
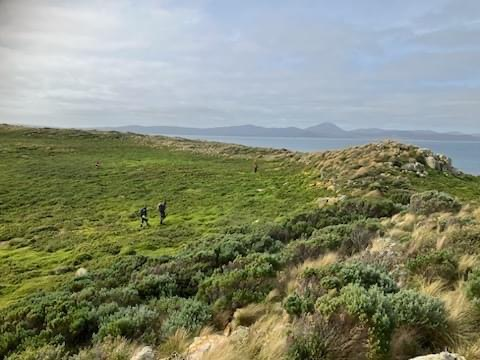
[419,148,459,174]
[410,351,466,360]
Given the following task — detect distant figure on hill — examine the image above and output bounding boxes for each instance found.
[140,206,149,227]
[95,160,100,169]
[253,160,258,173]
[158,200,167,224]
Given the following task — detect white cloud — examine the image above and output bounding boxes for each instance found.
[0,0,479,132]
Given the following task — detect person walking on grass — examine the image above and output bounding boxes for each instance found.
[140,205,149,227]
[158,200,167,225]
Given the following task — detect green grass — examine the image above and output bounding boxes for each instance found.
[0,126,327,307]
[409,170,480,203]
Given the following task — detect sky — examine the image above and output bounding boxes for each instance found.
[1,0,480,132]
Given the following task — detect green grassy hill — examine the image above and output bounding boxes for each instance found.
[0,126,327,308]
[1,125,480,360]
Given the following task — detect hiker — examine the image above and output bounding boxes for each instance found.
[95,160,100,169]
[253,161,258,173]
[158,200,167,224]
[140,206,149,227]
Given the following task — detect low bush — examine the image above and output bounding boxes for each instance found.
[288,314,368,360]
[161,299,211,336]
[5,344,67,360]
[406,250,458,283]
[197,253,280,310]
[95,305,162,343]
[410,191,461,215]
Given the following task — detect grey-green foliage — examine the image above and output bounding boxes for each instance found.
[409,191,461,215]
[161,299,211,336]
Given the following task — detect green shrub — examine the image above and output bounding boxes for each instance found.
[284,294,314,316]
[161,299,211,336]
[299,262,398,299]
[406,250,458,282]
[96,305,162,343]
[197,253,280,310]
[5,344,67,360]
[316,284,395,357]
[466,269,480,305]
[391,290,447,332]
[389,189,413,205]
[409,191,461,215]
[135,274,177,298]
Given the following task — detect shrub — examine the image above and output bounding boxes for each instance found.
[389,189,413,205]
[409,191,461,215]
[466,268,480,304]
[299,262,398,299]
[197,254,280,310]
[96,305,162,343]
[5,344,67,360]
[406,250,458,282]
[161,299,211,336]
[391,290,448,332]
[135,274,177,298]
[316,284,395,357]
[284,294,314,317]
[288,313,368,360]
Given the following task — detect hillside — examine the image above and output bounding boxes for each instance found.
[1,125,480,360]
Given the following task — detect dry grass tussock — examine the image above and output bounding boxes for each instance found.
[442,283,480,347]
[392,212,418,232]
[473,207,480,222]
[369,237,390,253]
[389,228,410,242]
[418,279,480,351]
[285,252,339,294]
[456,338,480,360]
[157,329,190,358]
[408,223,438,254]
[232,303,267,328]
[458,254,479,275]
[203,306,289,360]
[74,337,136,360]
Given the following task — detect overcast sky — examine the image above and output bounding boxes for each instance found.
[1,0,479,132]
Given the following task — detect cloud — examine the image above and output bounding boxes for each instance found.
[0,0,479,132]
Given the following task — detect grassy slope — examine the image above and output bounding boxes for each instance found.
[0,127,327,308]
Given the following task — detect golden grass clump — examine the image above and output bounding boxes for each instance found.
[408,224,438,254]
[157,329,190,358]
[284,252,339,294]
[232,303,267,329]
[203,306,289,360]
[458,255,479,275]
[442,284,480,348]
[74,337,136,360]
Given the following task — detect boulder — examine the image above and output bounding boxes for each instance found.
[131,346,154,360]
[402,162,425,173]
[409,351,466,360]
[75,267,88,278]
[425,156,439,170]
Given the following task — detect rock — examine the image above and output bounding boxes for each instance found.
[402,162,425,173]
[409,351,466,360]
[425,156,439,170]
[186,335,226,360]
[131,346,154,360]
[75,267,88,278]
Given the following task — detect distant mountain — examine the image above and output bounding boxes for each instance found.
[97,123,480,141]
[305,122,349,137]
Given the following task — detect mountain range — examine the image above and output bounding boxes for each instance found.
[97,123,480,141]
